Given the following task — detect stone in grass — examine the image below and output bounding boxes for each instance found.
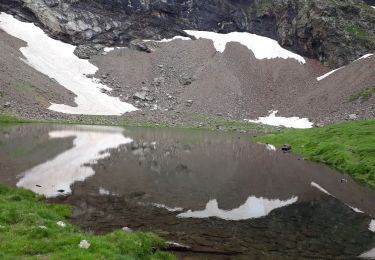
[79,240,91,249]
[282,144,292,151]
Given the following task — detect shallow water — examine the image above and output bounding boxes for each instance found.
[0,124,374,259]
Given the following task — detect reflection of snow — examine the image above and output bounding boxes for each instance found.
[311,182,331,196]
[360,247,375,259]
[17,126,132,198]
[184,30,306,64]
[361,220,375,259]
[177,196,298,220]
[0,13,137,115]
[246,110,313,129]
[370,220,375,232]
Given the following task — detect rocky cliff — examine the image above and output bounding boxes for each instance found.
[1,0,375,67]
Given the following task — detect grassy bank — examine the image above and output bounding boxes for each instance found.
[0,184,174,259]
[257,120,375,189]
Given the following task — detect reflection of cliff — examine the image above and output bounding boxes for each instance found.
[17,126,132,197]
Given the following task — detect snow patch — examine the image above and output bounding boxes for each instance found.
[156,36,191,43]
[17,126,132,198]
[152,203,184,212]
[0,13,137,115]
[317,54,373,81]
[245,110,313,129]
[317,68,342,81]
[184,30,306,64]
[177,196,298,221]
[265,144,277,151]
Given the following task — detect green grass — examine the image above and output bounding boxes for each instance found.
[345,25,373,41]
[0,184,174,259]
[256,120,375,189]
[0,114,31,125]
[349,87,375,103]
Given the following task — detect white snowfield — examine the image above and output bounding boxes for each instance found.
[0,13,137,115]
[17,126,132,198]
[177,196,298,220]
[246,110,314,129]
[317,53,374,81]
[184,30,306,64]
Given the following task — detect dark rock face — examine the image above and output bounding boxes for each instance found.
[0,0,374,67]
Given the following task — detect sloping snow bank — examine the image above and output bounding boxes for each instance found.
[17,126,132,197]
[0,13,137,115]
[246,111,314,129]
[317,54,374,81]
[184,30,306,64]
[177,196,298,220]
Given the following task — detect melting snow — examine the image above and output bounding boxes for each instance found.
[317,53,373,81]
[184,30,306,64]
[0,13,137,115]
[177,196,298,220]
[17,126,132,198]
[156,36,191,43]
[246,110,314,129]
[265,144,277,151]
[152,203,184,212]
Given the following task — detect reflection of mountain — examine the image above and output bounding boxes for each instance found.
[177,196,298,220]
[17,126,132,198]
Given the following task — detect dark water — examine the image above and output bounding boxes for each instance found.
[0,124,374,259]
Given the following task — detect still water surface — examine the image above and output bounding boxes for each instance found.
[0,124,374,259]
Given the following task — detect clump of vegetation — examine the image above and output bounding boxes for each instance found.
[349,87,375,103]
[345,25,373,41]
[0,184,174,259]
[257,120,375,189]
[0,113,30,124]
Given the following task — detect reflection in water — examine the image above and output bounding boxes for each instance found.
[177,196,298,220]
[360,221,375,258]
[1,124,375,259]
[370,220,375,232]
[360,247,375,259]
[17,127,132,198]
[311,182,331,195]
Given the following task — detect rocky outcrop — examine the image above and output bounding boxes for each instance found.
[1,0,374,67]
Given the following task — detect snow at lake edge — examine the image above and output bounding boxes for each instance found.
[0,12,137,115]
[245,111,314,129]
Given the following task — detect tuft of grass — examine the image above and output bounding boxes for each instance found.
[0,184,174,259]
[256,120,375,189]
[349,87,375,103]
[0,113,31,125]
[345,25,373,41]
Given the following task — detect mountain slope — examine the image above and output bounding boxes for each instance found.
[1,0,375,67]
